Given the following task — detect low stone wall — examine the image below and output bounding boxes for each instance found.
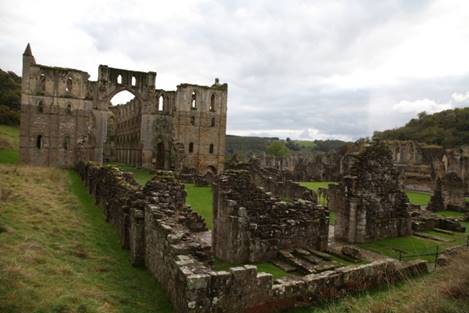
[76,162,428,313]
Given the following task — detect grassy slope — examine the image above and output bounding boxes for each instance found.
[0,165,172,313]
[0,125,19,164]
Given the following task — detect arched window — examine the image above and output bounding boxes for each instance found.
[66,77,73,92]
[37,100,44,113]
[210,94,216,112]
[191,91,197,110]
[63,136,70,150]
[158,95,164,111]
[131,76,136,87]
[39,73,46,91]
[190,116,195,126]
[209,144,214,154]
[117,74,122,84]
[189,142,194,153]
[36,135,43,149]
[211,117,215,127]
[66,103,72,114]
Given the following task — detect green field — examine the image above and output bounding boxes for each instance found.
[406,191,431,206]
[185,183,214,229]
[0,125,19,164]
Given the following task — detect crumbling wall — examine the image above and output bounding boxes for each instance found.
[230,160,318,202]
[213,170,328,263]
[428,172,466,211]
[329,142,412,243]
[76,161,427,313]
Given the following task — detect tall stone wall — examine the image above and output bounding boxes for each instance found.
[213,170,328,263]
[76,161,427,313]
[20,44,227,176]
[329,142,412,243]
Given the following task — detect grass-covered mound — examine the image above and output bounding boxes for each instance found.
[0,165,172,313]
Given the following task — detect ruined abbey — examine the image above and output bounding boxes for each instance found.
[19,44,227,176]
[14,44,469,313]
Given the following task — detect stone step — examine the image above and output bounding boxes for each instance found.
[306,249,333,261]
[278,250,316,274]
[272,260,297,273]
[433,228,455,235]
[414,232,451,242]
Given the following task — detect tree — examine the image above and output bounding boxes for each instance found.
[266,140,290,157]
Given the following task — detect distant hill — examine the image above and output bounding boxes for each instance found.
[373,108,469,148]
[225,134,349,158]
[0,69,21,125]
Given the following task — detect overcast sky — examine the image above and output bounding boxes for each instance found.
[1,0,469,141]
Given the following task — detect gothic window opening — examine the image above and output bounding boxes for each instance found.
[37,100,44,113]
[209,144,214,154]
[66,103,72,114]
[36,135,43,149]
[158,95,164,111]
[191,91,197,110]
[190,116,195,126]
[39,73,46,91]
[117,74,122,84]
[210,94,216,112]
[189,142,194,153]
[66,77,73,92]
[211,117,215,127]
[131,76,136,87]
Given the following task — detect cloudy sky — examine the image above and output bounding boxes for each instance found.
[1,0,469,141]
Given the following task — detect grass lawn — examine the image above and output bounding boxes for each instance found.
[0,125,19,164]
[0,164,172,313]
[213,258,288,279]
[185,183,214,229]
[406,191,431,206]
[106,162,154,185]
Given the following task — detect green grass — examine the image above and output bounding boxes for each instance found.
[0,125,19,164]
[185,183,214,229]
[107,162,154,185]
[213,258,288,279]
[0,164,173,313]
[359,235,440,262]
[299,181,337,191]
[435,211,465,219]
[465,197,469,203]
[406,191,431,206]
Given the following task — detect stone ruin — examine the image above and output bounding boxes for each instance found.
[212,169,328,263]
[328,142,412,243]
[76,161,427,313]
[227,158,318,202]
[428,172,467,212]
[20,44,227,177]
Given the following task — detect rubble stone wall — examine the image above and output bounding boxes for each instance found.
[76,161,427,313]
[213,170,328,263]
[329,143,413,243]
